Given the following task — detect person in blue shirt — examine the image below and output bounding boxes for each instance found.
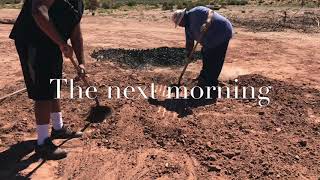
[172,6,233,97]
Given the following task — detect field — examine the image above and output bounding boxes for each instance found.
[0,3,319,180]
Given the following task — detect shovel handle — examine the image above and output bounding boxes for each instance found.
[177,41,200,85]
[69,56,100,106]
[177,26,209,86]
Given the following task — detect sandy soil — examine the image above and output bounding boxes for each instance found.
[0,7,319,179]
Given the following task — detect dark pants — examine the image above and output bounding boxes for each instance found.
[15,41,63,100]
[199,40,230,86]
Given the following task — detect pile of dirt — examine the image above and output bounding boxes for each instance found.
[65,71,320,179]
[91,47,202,68]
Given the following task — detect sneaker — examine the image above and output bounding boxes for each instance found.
[187,83,217,107]
[35,138,67,160]
[51,125,83,139]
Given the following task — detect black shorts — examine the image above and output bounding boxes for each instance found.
[15,41,63,100]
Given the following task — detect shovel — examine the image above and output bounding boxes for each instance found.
[169,28,208,90]
[169,40,200,89]
[69,56,112,123]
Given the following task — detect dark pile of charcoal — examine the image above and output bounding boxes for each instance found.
[91,47,202,68]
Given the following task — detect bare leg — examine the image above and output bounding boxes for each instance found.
[51,99,61,113]
[35,100,51,125]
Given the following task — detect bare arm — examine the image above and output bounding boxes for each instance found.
[206,10,214,26]
[201,10,214,34]
[32,0,65,47]
[70,23,84,65]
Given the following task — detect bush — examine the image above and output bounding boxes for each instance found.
[162,2,174,10]
[98,0,122,9]
[195,0,211,6]
[126,0,137,6]
[112,2,121,9]
[226,0,248,5]
[84,0,99,10]
[101,2,111,9]
[176,2,185,9]
[0,0,20,5]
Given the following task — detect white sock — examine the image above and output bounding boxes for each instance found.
[37,124,49,145]
[51,112,64,130]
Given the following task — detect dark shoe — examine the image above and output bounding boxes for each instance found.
[187,83,217,108]
[189,85,218,100]
[35,138,67,160]
[51,125,83,139]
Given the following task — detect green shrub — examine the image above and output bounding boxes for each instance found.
[226,0,248,5]
[0,0,20,5]
[176,2,184,9]
[98,0,121,9]
[87,0,99,10]
[195,0,211,6]
[182,1,196,10]
[162,2,174,10]
[112,2,121,9]
[126,0,137,6]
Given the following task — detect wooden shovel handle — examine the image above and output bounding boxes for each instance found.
[177,41,200,85]
[69,56,100,106]
[177,28,207,86]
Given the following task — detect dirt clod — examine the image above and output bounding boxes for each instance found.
[207,164,222,172]
[298,140,307,147]
[206,154,217,161]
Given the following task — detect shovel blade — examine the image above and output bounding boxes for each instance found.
[86,105,112,123]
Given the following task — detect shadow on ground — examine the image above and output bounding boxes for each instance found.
[0,140,39,179]
[148,97,217,118]
[0,120,102,179]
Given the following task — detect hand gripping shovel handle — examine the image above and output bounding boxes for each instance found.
[69,56,100,106]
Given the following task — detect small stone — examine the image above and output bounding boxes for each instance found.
[213,148,224,153]
[206,141,212,149]
[102,139,109,143]
[149,155,157,160]
[223,152,237,159]
[207,164,222,172]
[165,163,169,168]
[207,154,217,161]
[295,155,300,160]
[298,140,307,147]
[276,128,281,132]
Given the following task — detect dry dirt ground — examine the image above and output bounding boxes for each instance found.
[0,7,319,180]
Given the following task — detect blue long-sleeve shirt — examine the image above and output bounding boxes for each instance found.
[185,6,233,49]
